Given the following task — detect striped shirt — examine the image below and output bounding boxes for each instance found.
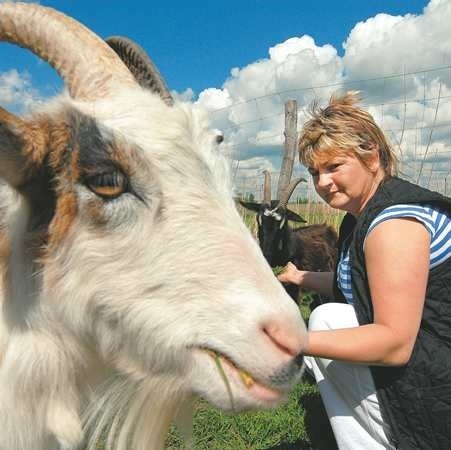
[338,204,451,305]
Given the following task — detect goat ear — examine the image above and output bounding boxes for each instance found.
[0,107,31,187]
[238,200,262,213]
[286,209,306,223]
[0,107,45,188]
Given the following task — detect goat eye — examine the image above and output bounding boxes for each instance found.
[85,171,128,199]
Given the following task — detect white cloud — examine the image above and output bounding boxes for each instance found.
[343,1,451,80]
[0,69,42,112]
[193,0,451,196]
[195,34,344,184]
[232,157,276,196]
[234,156,275,173]
[221,36,343,103]
[172,87,195,103]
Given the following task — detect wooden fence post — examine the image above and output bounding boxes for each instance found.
[277,100,298,199]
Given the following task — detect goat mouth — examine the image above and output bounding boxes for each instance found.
[200,347,284,403]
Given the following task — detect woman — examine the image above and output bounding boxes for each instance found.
[278,91,451,450]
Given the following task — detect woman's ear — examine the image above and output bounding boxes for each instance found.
[367,145,381,173]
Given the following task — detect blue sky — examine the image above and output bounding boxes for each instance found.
[0,0,450,197]
[0,0,429,96]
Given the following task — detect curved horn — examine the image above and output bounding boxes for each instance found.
[0,3,137,101]
[263,170,272,204]
[106,36,173,106]
[278,177,307,208]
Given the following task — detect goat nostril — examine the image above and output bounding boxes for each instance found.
[263,324,298,358]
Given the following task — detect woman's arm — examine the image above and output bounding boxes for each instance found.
[304,218,430,366]
[277,262,335,298]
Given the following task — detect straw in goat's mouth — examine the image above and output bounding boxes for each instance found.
[202,347,287,409]
[205,349,255,387]
[239,368,255,388]
[204,348,258,411]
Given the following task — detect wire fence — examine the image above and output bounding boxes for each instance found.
[207,65,451,201]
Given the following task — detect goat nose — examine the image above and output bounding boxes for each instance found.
[262,321,304,359]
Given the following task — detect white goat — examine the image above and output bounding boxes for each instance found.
[0,4,307,450]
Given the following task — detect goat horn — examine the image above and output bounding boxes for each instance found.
[0,3,137,101]
[106,36,174,106]
[278,177,307,208]
[263,170,272,204]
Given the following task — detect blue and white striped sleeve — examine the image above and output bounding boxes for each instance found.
[367,204,450,268]
[367,204,436,238]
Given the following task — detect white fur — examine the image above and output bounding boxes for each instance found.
[0,75,307,450]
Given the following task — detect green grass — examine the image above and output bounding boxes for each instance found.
[165,380,320,450]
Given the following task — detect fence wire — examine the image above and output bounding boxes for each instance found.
[208,65,451,200]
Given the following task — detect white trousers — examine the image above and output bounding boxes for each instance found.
[304,303,396,450]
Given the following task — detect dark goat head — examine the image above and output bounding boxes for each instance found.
[240,171,307,266]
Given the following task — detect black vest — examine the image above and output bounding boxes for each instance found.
[333,177,451,450]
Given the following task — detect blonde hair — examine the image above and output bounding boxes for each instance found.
[298,91,398,177]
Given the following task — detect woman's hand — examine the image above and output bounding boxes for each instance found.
[278,264,335,297]
[277,262,300,284]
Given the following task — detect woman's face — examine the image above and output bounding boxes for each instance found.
[307,151,382,215]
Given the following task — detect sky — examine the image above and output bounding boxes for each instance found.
[0,0,431,96]
[1,0,450,198]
